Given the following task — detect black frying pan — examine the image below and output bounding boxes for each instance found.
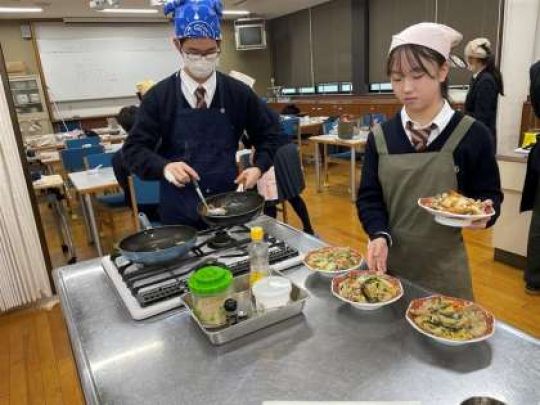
[118,213,198,265]
[197,190,265,227]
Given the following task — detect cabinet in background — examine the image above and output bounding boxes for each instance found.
[9,75,53,138]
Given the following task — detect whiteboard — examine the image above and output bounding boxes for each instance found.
[34,23,181,102]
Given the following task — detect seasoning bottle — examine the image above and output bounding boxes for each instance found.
[248,226,269,287]
[223,298,238,326]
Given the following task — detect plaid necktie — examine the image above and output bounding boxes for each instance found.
[194,86,207,109]
[406,121,437,152]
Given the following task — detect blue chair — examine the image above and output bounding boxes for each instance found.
[280,116,303,168]
[280,116,300,143]
[85,152,114,169]
[65,137,101,149]
[84,151,130,249]
[85,152,126,208]
[361,113,387,128]
[322,117,338,135]
[128,175,161,229]
[60,145,104,172]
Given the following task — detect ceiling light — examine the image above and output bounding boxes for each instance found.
[100,8,159,14]
[223,10,250,16]
[0,7,43,13]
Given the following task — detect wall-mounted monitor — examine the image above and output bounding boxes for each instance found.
[234,18,267,51]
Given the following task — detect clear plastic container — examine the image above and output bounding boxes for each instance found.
[248,226,270,286]
[187,265,233,328]
[252,276,292,311]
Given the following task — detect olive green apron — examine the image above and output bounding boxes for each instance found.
[373,115,475,300]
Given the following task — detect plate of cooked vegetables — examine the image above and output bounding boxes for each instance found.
[304,246,363,278]
[418,190,495,227]
[406,295,495,346]
[331,271,403,310]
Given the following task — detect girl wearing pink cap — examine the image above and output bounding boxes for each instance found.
[357,23,503,300]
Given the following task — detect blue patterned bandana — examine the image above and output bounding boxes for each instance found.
[163,0,223,40]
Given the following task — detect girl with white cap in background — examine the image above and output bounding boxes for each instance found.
[356,23,503,300]
[464,38,504,147]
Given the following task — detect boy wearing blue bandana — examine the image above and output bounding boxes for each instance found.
[123,0,283,227]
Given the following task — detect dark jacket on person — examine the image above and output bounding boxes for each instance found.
[113,105,139,206]
[521,60,540,212]
[464,70,500,144]
[521,141,540,212]
[530,60,540,118]
[122,72,282,180]
[281,104,301,116]
[112,149,130,204]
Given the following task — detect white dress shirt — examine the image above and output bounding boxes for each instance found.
[400,100,455,147]
[180,69,217,108]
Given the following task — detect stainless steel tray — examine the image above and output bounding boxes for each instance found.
[182,273,310,345]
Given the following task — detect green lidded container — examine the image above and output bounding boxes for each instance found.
[188,265,233,295]
[188,265,234,327]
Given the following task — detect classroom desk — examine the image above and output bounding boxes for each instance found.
[309,134,367,203]
[68,167,119,256]
[32,150,61,174]
[296,118,327,167]
[27,143,123,174]
[26,133,125,152]
[33,175,76,263]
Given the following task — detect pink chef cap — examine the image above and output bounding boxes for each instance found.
[389,22,463,60]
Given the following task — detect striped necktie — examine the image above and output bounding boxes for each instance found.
[194,86,207,109]
[406,121,437,152]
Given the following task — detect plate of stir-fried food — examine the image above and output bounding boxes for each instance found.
[406,295,495,345]
[331,271,403,310]
[418,190,495,227]
[304,246,363,278]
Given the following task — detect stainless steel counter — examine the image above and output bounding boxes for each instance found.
[54,217,540,405]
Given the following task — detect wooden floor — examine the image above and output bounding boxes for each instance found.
[0,161,538,404]
[0,304,84,405]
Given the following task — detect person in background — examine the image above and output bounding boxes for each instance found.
[112,106,139,200]
[113,105,161,222]
[267,143,315,235]
[84,129,100,137]
[136,80,155,101]
[357,23,503,300]
[123,0,281,228]
[281,104,301,116]
[464,38,504,147]
[521,60,540,295]
[242,131,315,235]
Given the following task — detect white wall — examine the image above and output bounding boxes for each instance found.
[497,0,540,155]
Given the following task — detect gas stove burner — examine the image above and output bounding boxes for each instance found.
[103,224,303,319]
[207,230,236,249]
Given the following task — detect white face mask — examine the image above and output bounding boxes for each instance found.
[183,52,219,80]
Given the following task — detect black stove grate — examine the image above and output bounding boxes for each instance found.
[110,227,300,307]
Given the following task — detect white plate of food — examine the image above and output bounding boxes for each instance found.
[418,190,495,227]
[331,270,403,310]
[405,295,495,346]
[303,246,363,278]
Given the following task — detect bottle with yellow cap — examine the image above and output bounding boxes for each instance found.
[248,226,269,287]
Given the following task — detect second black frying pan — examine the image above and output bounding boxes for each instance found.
[197,190,265,227]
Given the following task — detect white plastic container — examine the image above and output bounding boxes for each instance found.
[252,276,292,311]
